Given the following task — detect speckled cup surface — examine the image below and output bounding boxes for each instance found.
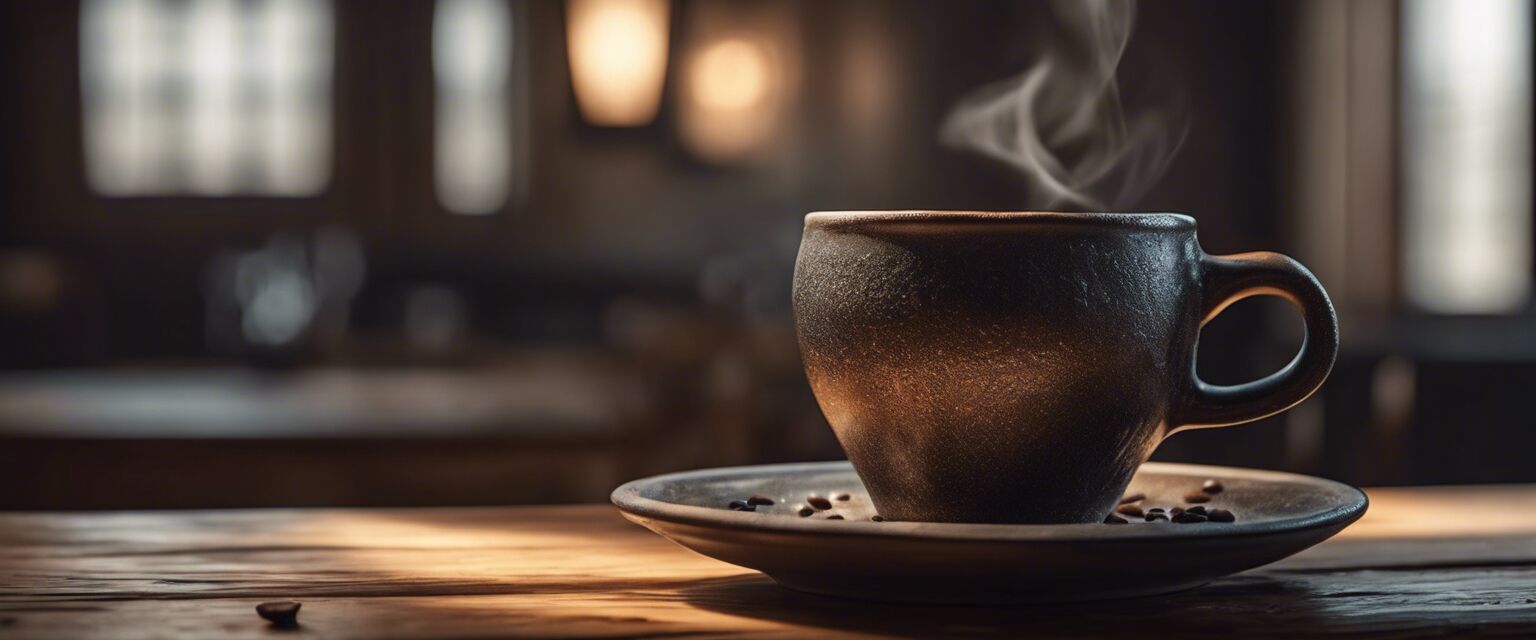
[792,211,1338,524]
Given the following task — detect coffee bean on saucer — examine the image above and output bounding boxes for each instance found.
[1115,504,1144,517]
[1173,512,1209,524]
[1119,493,1146,504]
[807,496,833,510]
[256,601,301,627]
[871,515,885,522]
[797,505,814,517]
[1186,505,1208,516]
[1169,507,1184,516]
[1207,509,1236,523]
[728,500,754,511]
[1202,479,1224,494]
[833,493,852,502]
[826,514,845,520]
[1104,514,1129,524]
[1183,492,1212,504]
[1145,513,1169,522]
[747,495,775,506]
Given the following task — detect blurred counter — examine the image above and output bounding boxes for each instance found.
[0,351,702,510]
[0,360,648,440]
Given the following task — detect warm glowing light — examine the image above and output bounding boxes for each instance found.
[565,0,669,127]
[680,37,779,162]
[691,40,769,111]
[1346,486,1536,539]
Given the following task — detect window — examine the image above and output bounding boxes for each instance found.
[433,0,513,215]
[1402,0,1533,313]
[80,0,334,196]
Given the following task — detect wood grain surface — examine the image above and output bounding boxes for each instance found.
[1,485,1534,638]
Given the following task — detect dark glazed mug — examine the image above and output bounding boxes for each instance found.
[792,211,1338,524]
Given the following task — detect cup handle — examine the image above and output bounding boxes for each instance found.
[1171,251,1340,430]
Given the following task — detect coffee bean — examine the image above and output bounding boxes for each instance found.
[833,493,852,502]
[1145,513,1169,522]
[1183,492,1212,504]
[1115,504,1144,517]
[1202,479,1224,494]
[871,515,885,522]
[806,496,833,510]
[1119,493,1146,504]
[1169,507,1184,516]
[1186,505,1208,515]
[1147,507,1165,514]
[256,601,301,627]
[797,505,814,517]
[826,514,844,520]
[1173,512,1209,524]
[1207,509,1236,523]
[747,495,775,506]
[728,500,755,511]
[1104,514,1129,524]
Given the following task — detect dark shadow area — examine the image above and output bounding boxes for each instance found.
[679,571,1536,638]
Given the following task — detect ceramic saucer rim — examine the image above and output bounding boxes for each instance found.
[611,460,1368,544]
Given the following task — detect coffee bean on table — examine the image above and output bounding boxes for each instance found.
[806,496,833,510]
[1169,507,1184,516]
[1202,479,1225,494]
[1147,507,1165,514]
[826,514,845,520]
[1172,512,1209,524]
[1186,505,1208,515]
[833,493,852,502]
[871,515,885,522]
[256,601,301,627]
[728,500,755,511]
[747,495,775,506]
[1115,504,1144,517]
[1183,492,1212,504]
[1145,513,1169,522]
[1119,493,1146,504]
[797,505,814,517]
[1207,509,1236,523]
[1104,514,1129,524]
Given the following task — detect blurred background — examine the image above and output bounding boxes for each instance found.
[0,0,1531,509]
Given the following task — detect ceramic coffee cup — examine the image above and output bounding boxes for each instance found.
[793,211,1338,524]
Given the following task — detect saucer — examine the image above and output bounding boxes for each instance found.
[611,461,1367,603]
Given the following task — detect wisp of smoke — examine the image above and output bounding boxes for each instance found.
[939,0,1187,211]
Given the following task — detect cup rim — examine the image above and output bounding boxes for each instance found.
[805,210,1195,230]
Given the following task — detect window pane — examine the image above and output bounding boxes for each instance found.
[433,0,513,215]
[80,0,334,197]
[81,0,174,194]
[1402,0,1533,313]
[255,0,334,195]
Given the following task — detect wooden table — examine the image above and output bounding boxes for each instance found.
[2,486,1534,638]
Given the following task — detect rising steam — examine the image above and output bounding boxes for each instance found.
[939,0,1186,211]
